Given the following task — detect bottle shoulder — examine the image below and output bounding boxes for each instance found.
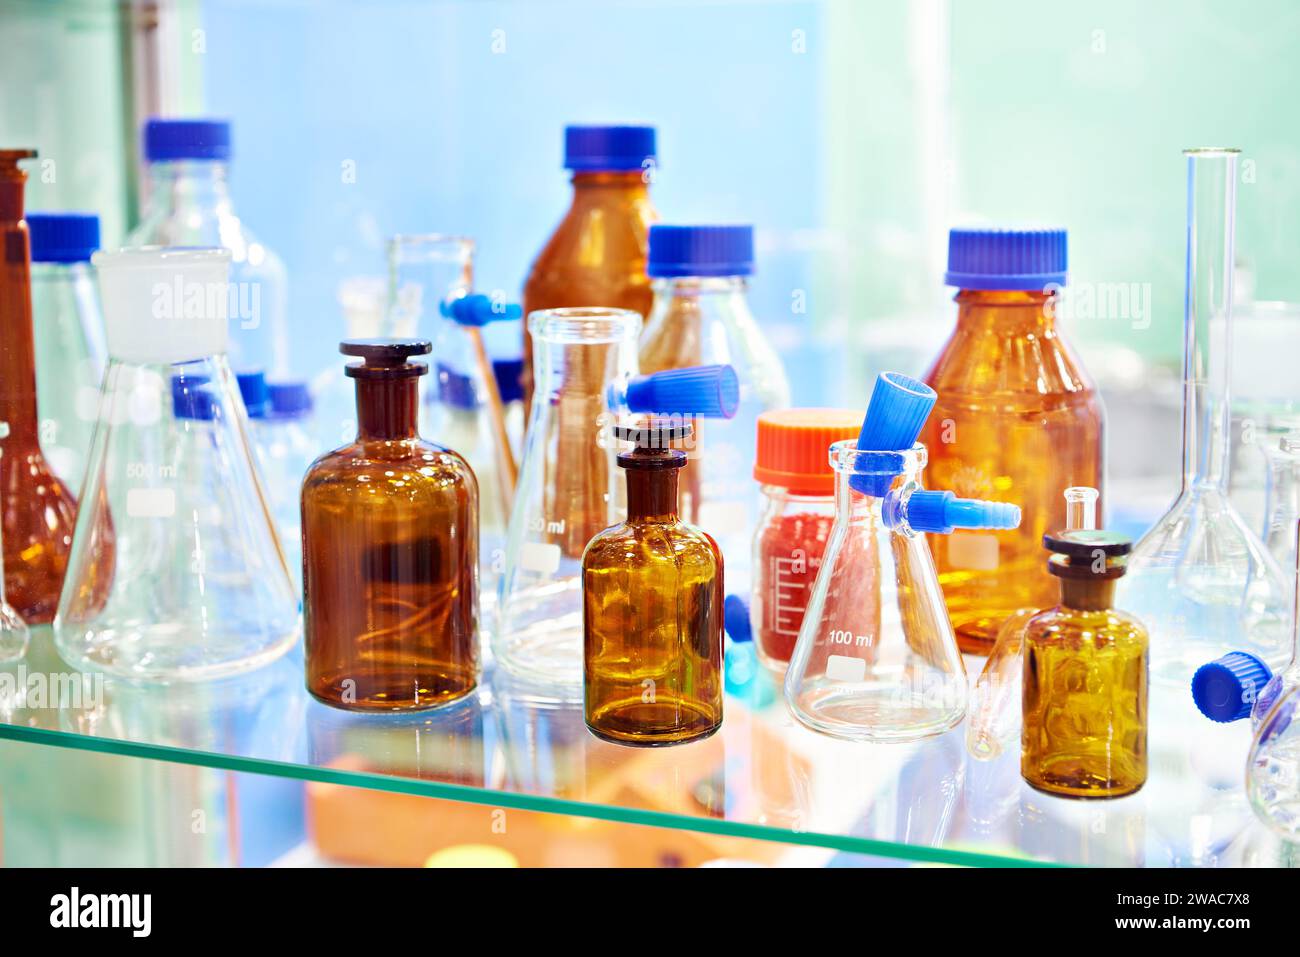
[303,440,477,492]
[1024,605,1148,649]
[583,519,722,569]
[524,195,657,304]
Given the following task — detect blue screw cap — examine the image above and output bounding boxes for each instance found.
[647,225,754,278]
[236,369,270,419]
[172,374,217,421]
[723,594,752,644]
[886,489,1021,534]
[268,380,313,418]
[564,125,656,172]
[144,118,232,162]
[623,364,739,419]
[27,212,100,263]
[851,372,936,496]
[443,293,523,327]
[945,227,1067,291]
[493,358,525,405]
[1191,652,1273,723]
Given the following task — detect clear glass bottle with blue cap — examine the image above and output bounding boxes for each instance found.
[583,422,724,745]
[522,125,659,417]
[920,227,1104,656]
[496,303,739,689]
[784,373,1021,741]
[639,224,792,592]
[54,247,299,680]
[27,211,106,489]
[126,118,289,377]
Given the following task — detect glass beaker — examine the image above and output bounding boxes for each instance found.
[53,247,300,681]
[783,441,967,742]
[1122,149,1292,686]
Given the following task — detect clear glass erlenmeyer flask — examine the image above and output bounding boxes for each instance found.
[1261,426,1300,578]
[784,441,967,741]
[53,247,300,681]
[1122,149,1291,685]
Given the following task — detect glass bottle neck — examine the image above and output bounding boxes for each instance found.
[953,289,1058,333]
[1058,577,1117,612]
[627,468,679,522]
[143,160,235,217]
[0,171,38,444]
[354,377,420,441]
[570,169,650,198]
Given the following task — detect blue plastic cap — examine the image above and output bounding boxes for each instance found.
[443,293,524,327]
[236,369,270,419]
[945,227,1067,291]
[493,358,525,405]
[27,212,100,263]
[564,125,656,172]
[723,594,752,644]
[144,118,232,162]
[647,225,754,278]
[1191,652,1273,723]
[623,364,740,419]
[172,374,216,421]
[851,372,936,496]
[268,380,313,418]
[898,490,1022,534]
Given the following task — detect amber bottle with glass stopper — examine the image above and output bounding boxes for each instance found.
[583,423,724,746]
[303,339,479,711]
[1021,529,1148,799]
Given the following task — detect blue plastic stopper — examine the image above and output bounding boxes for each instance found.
[443,293,524,327]
[891,489,1021,534]
[851,372,937,496]
[236,369,270,419]
[1191,652,1273,723]
[623,364,740,418]
[723,594,752,644]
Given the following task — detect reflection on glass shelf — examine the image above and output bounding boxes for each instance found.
[0,627,1289,867]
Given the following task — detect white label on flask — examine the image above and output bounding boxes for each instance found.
[519,542,561,576]
[826,654,867,683]
[947,533,999,571]
[127,487,176,518]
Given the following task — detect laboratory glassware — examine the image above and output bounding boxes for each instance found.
[302,339,479,711]
[0,423,31,662]
[53,247,299,681]
[920,227,1104,654]
[1020,529,1148,799]
[583,423,724,746]
[522,125,658,416]
[496,304,738,688]
[639,224,792,590]
[27,211,106,489]
[126,118,289,376]
[0,150,82,624]
[1262,427,1300,577]
[750,408,863,673]
[968,486,1098,760]
[783,373,1021,742]
[1122,149,1291,686]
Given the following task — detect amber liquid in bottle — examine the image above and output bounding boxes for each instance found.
[921,289,1104,654]
[583,426,723,746]
[1021,532,1147,799]
[0,150,81,624]
[303,340,479,711]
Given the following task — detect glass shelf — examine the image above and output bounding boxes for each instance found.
[0,627,1291,868]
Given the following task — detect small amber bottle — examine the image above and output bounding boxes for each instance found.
[302,339,479,711]
[583,424,723,746]
[1021,529,1148,799]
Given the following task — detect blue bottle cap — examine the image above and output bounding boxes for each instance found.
[172,374,216,421]
[723,594,752,644]
[944,227,1067,291]
[26,211,100,263]
[493,358,525,405]
[893,489,1022,534]
[647,225,754,278]
[564,125,656,172]
[435,363,479,411]
[268,380,313,418]
[144,118,232,162]
[623,364,740,419]
[443,293,524,327]
[236,369,270,419]
[1191,652,1273,723]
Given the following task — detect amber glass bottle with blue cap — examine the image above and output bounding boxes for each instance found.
[920,228,1104,654]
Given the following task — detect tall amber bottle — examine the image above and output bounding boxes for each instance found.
[521,125,658,414]
[921,228,1103,654]
[1021,529,1148,799]
[0,149,80,624]
[303,339,479,711]
[583,424,724,746]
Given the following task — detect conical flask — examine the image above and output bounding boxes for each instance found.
[0,422,31,663]
[495,305,739,688]
[1122,149,1291,686]
[53,247,300,681]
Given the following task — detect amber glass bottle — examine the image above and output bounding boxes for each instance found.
[303,339,479,711]
[0,149,81,624]
[1021,530,1147,799]
[521,125,658,414]
[583,424,724,746]
[921,229,1103,654]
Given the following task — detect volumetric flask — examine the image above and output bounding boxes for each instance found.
[1122,149,1291,685]
[53,247,300,681]
[784,442,967,742]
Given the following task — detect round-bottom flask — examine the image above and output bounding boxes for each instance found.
[784,442,967,741]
